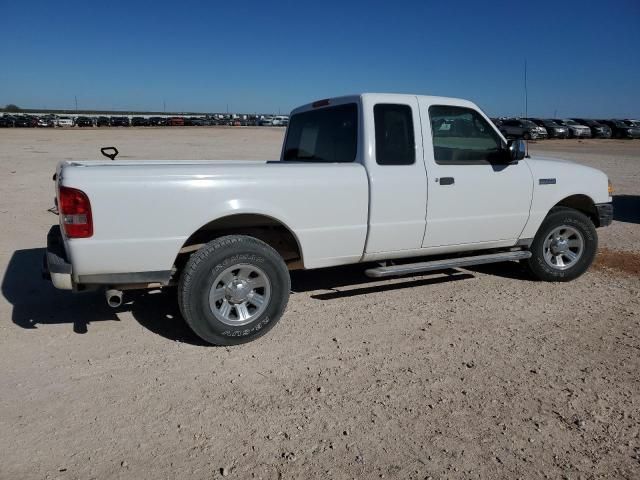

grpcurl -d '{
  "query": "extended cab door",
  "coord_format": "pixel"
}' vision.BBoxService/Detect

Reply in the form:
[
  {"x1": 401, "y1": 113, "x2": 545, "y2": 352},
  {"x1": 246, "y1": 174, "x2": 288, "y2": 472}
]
[
  {"x1": 362, "y1": 95, "x2": 428, "y2": 253},
  {"x1": 419, "y1": 102, "x2": 533, "y2": 248}
]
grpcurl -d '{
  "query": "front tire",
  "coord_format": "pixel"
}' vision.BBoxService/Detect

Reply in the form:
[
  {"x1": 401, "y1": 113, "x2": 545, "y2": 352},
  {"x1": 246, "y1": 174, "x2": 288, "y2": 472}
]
[
  {"x1": 178, "y1": 235, "x2": 290, "y2": 345},
  {"x1": 526, "y1": 208, "x2": 597, "y2": 282}
]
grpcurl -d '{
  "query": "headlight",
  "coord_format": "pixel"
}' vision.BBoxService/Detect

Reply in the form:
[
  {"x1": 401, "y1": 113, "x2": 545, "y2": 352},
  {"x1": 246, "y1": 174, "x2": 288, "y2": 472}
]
[{"x1": 608, "y1": 179, "x2": 614, "y2": 195}]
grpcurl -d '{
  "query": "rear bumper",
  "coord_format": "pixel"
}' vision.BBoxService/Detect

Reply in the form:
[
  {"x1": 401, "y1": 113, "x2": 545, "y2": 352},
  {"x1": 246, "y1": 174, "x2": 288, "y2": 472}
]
[
  {"x1": 549, "y1": 129, "x2": 568, "y2": 138},
  {"x1": 596, "y1": 202, "x2": 613, "y2": 227},
  {"x1": 43, "y1": 225, "x2": 73, "y2": 290},
  {"x1": 572, "y1": 130, "x2": 591, "y2": 138},
  {"x1": 593, "y1": 131, "x2": 612, "y2": 138}
]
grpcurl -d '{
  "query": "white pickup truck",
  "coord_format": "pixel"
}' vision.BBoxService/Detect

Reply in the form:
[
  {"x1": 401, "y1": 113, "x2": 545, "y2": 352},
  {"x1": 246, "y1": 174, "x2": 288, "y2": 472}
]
[{"x1": 44, "y1": 93, "x2": 613, "y2": 345}]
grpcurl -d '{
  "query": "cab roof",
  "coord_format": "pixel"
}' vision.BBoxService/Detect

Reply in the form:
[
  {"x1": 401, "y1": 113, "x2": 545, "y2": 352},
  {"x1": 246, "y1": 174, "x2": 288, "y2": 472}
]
[{"x1": 291, "y1": 93, "x2": 480, "y2": 116}]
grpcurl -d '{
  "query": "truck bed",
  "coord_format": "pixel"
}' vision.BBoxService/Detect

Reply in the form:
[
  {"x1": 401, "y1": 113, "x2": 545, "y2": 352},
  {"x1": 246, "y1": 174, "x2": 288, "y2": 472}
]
[{"x1": 56, "y1": 160, "x2": 370, "y2": 281}]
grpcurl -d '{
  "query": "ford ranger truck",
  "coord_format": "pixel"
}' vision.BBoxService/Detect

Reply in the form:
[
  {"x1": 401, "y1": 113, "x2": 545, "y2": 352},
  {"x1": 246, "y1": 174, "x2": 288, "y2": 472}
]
[{"x1": 43, "y1": 94, "x2": 613, "y2": 345}]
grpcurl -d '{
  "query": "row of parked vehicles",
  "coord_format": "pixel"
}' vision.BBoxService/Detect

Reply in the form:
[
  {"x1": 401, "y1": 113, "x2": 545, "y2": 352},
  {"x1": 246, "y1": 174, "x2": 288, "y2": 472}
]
[
  {"x1": 492, "y1": 117, "x2": 640, "y2": 140},
  {"x1": 0, "y1": 114, "x2": 289, "y2": 128}
]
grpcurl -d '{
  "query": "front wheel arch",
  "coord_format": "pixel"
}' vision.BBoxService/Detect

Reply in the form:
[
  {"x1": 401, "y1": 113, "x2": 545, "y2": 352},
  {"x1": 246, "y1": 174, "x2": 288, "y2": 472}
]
[{"x1": 552, "y1": 194, "x2": 599, "y2": 226}]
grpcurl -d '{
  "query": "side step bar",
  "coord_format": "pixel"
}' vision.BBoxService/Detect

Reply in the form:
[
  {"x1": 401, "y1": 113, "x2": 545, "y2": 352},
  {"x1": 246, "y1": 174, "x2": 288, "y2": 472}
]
[{"x1": 365, "y1": 250, "x2": 532, "y2": 278}]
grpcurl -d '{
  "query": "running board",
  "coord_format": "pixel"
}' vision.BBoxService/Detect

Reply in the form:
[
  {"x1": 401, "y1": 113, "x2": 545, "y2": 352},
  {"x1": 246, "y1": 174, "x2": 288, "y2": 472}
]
[{"x1": 365, "y1": 250, "x2": 532, "y2": 278}]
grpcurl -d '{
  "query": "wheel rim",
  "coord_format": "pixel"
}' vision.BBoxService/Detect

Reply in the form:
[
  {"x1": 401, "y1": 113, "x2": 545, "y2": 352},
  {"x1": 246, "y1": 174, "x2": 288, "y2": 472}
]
[
  {"x1": 542, "y1": 225, "x2": 584, "y2": 270},
  {"x1": 208, "y1": 263, "x2": 271, "y2": 326}
]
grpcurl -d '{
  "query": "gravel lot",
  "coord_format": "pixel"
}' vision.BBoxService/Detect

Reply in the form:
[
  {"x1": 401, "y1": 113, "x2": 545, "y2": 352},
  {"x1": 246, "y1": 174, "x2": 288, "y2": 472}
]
[{"x1": 1, "y1": 128, "x2": 638, "y2": 479}]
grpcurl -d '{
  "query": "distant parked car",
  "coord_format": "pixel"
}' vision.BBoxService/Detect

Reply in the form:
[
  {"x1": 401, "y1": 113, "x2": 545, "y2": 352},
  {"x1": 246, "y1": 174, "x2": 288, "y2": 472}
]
[
  {"x1": 110, "y1": 116, "x2": 130, "y2": 127},
  {"x1": 131, "y1": 117, "x2": 150, "y2": 126},
  {"x1": 499, "y1": 119, "x2": 544, "y2": 140},
  {"x1": 149, "y1": 116, "x2": 167, "y2": 126},
  {"x1": 571, "y1": 119, "x2": 611, "y2": 138},
  {"x1": 272, "y1": 115, "x2": 289, "y2": 126},
  {"x1": 57, "y1": 117, "x2": 74, "y2": 127},
  {"x1": 552, "y1": 119, "x2": 591, "y2": 138},
  {"x1": 259, "y1": 116, "x2": 274, "y2": 126},
  {"x1": 75, "y1": 116, "x2": 94, "y2": 127},
  {"x1": 167, "y1": 116, "x2": 185, "y2": 126},
  {"x1": 597, "y1": 119, "x2": 640, "y2": 139},
  {"x1": 96, "y1": 116, "x2": 110, "y2": 127},
  {"x1": 37, "y1": 116, "x2": 55, "y2": 128},
  {"x1": 186, "y1": 117, "x2": 206, "y2": 126},
  {"x1": 0, "y1": 115, "x2": 16, "y2": 127},
  {"x1": 623, "y1": 119, "x2": 640, "y2": 129},
  {"x1": 14, "y1": 115, "x2": 38, "y2": 127},
  {"x1": 527, "y1": 119, "x2": 568, "y2": 139}
]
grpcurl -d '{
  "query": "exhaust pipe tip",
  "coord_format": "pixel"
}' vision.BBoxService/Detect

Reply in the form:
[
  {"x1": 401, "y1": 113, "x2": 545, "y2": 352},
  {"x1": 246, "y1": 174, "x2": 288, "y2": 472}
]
[{"x1": 106, "y1": 289, "x2": 123, "y2": 308}]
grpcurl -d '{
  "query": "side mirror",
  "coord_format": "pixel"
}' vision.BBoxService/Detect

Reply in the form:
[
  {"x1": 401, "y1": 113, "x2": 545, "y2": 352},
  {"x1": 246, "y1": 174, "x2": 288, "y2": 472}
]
[{"x1": 508, "y1": 139, "x2": 526, "y2": 161}]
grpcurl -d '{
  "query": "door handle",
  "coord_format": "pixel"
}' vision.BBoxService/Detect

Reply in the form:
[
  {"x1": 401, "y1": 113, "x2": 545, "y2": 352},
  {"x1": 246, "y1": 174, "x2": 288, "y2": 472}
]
[{"x1": 439, "y1": 177, "x2": 455, "y2": 185}]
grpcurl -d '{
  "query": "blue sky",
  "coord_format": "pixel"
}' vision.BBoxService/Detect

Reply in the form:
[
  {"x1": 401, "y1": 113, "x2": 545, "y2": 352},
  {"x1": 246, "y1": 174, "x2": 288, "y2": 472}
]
[{"x1": 1, "y1": 0, "x2": 639, "y2": 116}]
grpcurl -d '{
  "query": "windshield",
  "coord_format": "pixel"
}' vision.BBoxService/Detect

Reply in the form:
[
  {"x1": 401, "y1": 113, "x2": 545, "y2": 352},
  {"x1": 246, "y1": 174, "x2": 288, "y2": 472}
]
[
  {"x1": 563, "y1": 120, "x2": 580, "y2": 126},
  {"x1": 542, "y1": 120, "x2": 560, "y2": 127},
  {"x1": 283, "y1": 103, "x2": 358, "y2": 162}
]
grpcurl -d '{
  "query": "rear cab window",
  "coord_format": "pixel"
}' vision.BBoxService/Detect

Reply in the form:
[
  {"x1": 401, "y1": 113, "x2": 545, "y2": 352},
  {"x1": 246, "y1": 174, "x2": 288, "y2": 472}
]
[
  {"x1": 282, "y1": 103, "x2": 358, "y2": 163},
  {"x1": 374, "y1": 104, "x2": 415, "y2": 165}
]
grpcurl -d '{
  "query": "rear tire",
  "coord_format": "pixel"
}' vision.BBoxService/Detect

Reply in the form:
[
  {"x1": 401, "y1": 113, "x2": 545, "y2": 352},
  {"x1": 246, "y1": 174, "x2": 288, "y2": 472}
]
[
  {"x1": 525, "y1": 208, "x2": 597, "y2": 282},
  {"x1": 178, "y1": 235, "x2": 290, "y2": 345}
]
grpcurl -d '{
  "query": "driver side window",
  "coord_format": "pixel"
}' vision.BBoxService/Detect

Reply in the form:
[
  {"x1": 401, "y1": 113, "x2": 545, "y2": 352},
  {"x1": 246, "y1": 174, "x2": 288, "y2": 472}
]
[{"x1": 429, "y1": 105, "x2": 504, "y2": 164}]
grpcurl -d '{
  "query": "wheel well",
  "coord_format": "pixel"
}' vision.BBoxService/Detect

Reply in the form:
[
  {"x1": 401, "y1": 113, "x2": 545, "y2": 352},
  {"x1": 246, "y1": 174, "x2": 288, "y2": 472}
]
[
  {"x1": 176, "y1": 214, "x2": 303, "y2": 271},
  {"x1": 553, "y1": 195, "x2": 599, "y2": 226}
]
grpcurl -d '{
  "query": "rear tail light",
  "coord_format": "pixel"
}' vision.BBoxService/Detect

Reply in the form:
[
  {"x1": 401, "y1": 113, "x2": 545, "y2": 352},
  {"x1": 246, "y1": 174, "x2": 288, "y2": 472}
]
[{"x1": 59, "y1": 186, "x2": 93, "y2": 238}]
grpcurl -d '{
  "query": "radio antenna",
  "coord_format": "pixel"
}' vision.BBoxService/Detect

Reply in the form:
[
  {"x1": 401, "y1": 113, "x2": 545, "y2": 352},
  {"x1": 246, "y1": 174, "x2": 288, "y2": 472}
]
[{"x1": 524, "y1": 59, "x2": 530, "y2": 158}]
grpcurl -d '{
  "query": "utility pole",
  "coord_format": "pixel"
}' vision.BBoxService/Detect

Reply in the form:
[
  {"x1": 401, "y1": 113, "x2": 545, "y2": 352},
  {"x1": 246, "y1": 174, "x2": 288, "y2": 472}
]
[
  {"x1": 163, "y1": 100, "x2": 166, "y2": 113},
  {"x1": 74, "y1": 95, "x2": 78, "y2": 113}
]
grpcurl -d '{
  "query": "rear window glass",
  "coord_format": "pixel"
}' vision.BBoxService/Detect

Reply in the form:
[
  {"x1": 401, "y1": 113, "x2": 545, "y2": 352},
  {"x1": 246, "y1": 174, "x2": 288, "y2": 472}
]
[{"x1": 282, "y1": 104, "x2": 358, "y2": 162}]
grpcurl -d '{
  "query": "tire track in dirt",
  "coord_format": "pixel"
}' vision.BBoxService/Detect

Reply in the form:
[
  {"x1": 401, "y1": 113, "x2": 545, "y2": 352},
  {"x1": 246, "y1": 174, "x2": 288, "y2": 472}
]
[{"x1": 594, "y1": 248, "x2": 640, "y2": 277}]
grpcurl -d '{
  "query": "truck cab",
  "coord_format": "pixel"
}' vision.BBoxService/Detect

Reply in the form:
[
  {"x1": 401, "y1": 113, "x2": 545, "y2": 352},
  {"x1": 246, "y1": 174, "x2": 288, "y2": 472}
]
[{"x1": 44, "y1": 93, "x2": 613, "y2": 346}]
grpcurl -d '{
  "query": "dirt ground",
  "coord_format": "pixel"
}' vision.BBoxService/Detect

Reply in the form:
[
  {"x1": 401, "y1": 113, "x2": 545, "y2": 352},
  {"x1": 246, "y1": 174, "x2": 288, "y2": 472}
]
[{"x1": 1, "y1": 128, "x2": 638, "y2": 479}]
